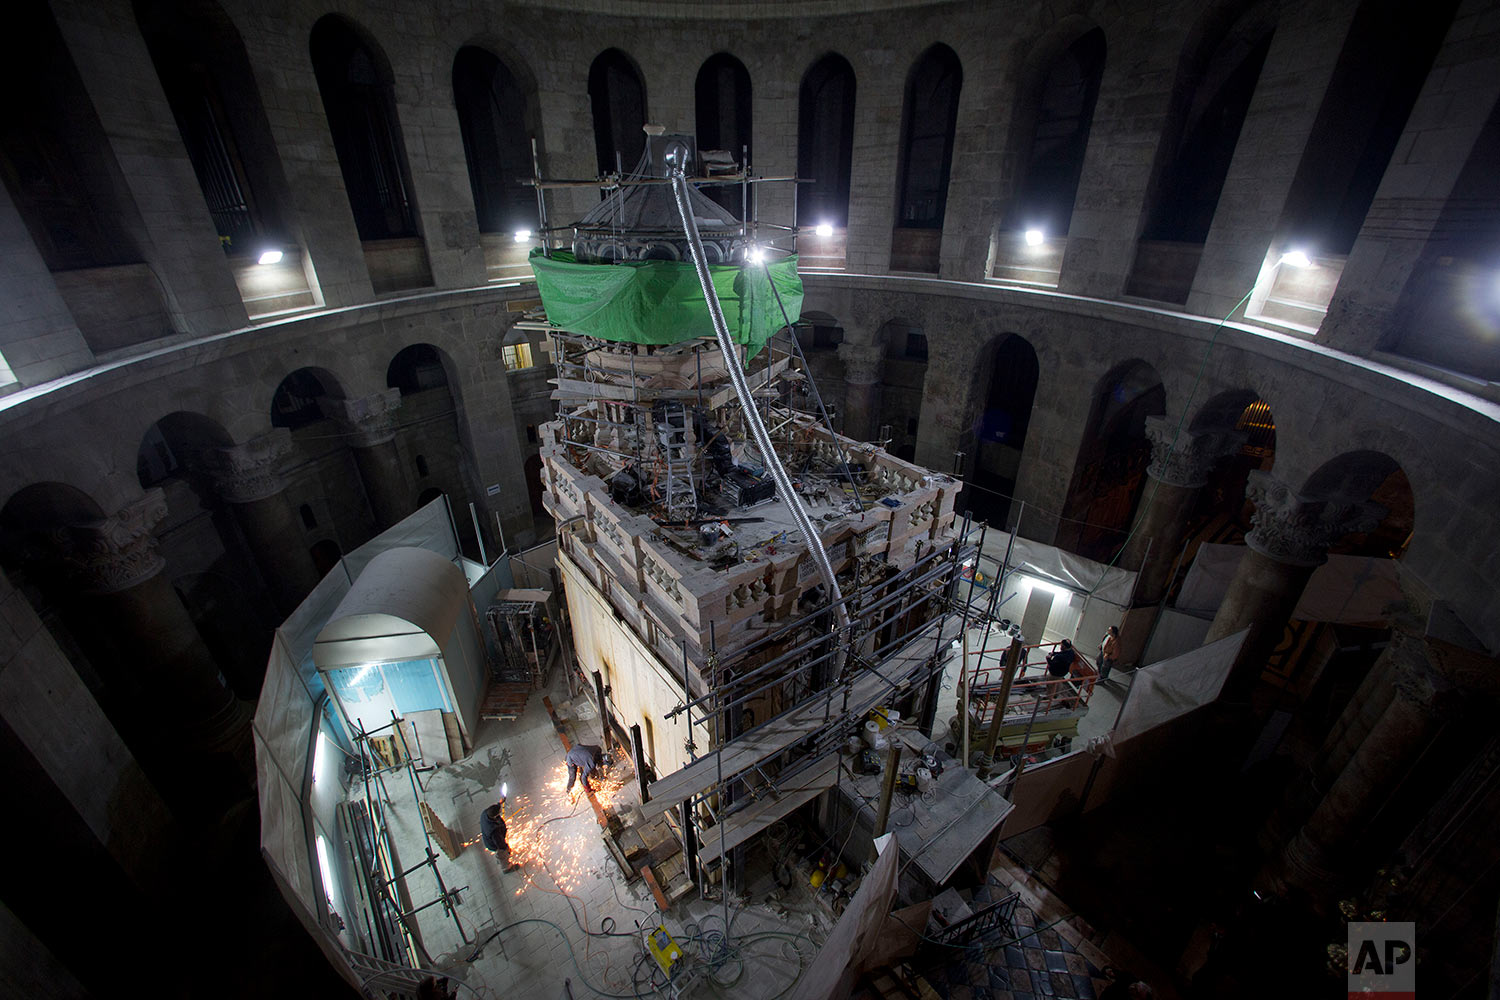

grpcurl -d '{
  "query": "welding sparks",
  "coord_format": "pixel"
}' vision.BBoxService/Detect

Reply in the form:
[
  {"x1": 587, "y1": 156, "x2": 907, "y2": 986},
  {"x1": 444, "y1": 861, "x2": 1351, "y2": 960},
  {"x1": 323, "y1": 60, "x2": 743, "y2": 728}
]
[{"x1": 485, "y1": 750, "x2": 633, "y2": 897}]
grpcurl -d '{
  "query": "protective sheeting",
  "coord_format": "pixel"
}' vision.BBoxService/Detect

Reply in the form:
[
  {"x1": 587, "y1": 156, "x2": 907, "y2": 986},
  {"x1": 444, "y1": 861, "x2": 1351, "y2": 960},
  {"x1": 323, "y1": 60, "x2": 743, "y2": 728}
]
[
  {"x1": 1177, "y1": 543, "x2": 1402, "y2": 623},
  {"x1": 1140, "y1": 608, "x2": 1213, "y2": 665},
  {"x1": 1113, "y1": 628, "x2": 1248, "y2": 743},
  {"x1": 528, "y1": 249, "x2": 801, "y2": 359},
  {"x1": 789, "y1": 837, "x2": 900, "y2": 1000},
  {"x1": 980, "y1": 529, "x2": 1137, "y2": 607},
  {"x1": 313, "y1": 548, "x2": 469, "y2": 670},
  {"x1": 253, "y1": 497, "x2": 487, "y2": 947},
  {"x1": 1000, "y1": 751, "x2": 1098, "y2": 837}
]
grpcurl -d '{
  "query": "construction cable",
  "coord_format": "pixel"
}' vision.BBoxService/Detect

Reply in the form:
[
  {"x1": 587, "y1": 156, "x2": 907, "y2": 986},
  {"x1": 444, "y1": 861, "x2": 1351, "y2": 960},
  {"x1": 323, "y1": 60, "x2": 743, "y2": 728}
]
[{"x1": 669, "y1": 166, "x2": 852, "y2": 674}]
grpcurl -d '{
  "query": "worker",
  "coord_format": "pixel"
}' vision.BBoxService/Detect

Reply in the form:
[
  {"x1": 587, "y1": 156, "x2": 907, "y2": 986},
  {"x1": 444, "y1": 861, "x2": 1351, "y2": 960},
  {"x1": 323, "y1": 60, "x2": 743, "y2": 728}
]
[
  {"x1": 479, "y1": 796, "x2": 521, "y2": 872},
  {"x1": 565, "y1": 743, "x2": 605, "y2": 794},
  {"x1": 1046, "y1": 639, "x2": 1077, "y2": 678},
  {"x1": 1098, "y1": 625, "x2": 1121, "y2": 682}
]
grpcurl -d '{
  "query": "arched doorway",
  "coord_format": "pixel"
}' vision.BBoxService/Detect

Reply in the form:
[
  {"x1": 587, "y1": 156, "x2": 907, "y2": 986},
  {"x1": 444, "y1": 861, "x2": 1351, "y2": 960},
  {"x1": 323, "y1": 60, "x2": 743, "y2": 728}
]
[{"x1": 966, "y1": 335, "x2": 1040, "y2": 526}]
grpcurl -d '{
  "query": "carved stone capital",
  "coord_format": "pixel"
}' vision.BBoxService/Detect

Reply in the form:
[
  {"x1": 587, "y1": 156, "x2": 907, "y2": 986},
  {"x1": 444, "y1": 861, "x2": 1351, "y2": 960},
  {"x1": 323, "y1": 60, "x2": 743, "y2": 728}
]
[
  {"x1": 1143, "y1": 416, "x2": 1246, "y2": 488},
  {"x1": 1388, "y1": 629, "x2": 1461, "y2": 717},
  {"x1": 55, "y1": 490, "x2": 168, "y2": 594},
  {"x1": 198, "y1": 429, "x2": 293, "y2": 504},
  {"x1": 837, "y1": 342, "x2": 884, "y2": 385},
  {"x1": 319, "y1": 388, "x2": 403, "y2": 447},
  {"x1": 1244, "y1": 471, "x2": 1386, "y2": 567}
]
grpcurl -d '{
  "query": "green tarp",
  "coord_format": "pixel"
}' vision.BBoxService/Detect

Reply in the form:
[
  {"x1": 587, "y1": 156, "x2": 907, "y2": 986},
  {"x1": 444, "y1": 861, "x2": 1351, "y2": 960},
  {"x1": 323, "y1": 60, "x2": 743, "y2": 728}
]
[{"x1": 528, "y1": 249, "x2": 802, "y2": 359}]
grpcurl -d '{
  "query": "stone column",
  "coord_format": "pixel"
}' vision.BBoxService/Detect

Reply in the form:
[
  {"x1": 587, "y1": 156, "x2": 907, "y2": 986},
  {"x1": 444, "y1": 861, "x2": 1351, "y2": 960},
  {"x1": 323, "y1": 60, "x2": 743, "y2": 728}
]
[
  {"x1": 1275, "y1": 633, "x2": 1453, "y2": 897},
  {"x1": 837, "y1": 343, "x2": 884, "y2": 443},
  {"x1": 199, "y1": 429, "x2": 320, "y2": 614},
  {"x1": 1206, "y1": 471, "x2": 1384, "y2": 701},
  {"x1": 321, "y1": 389, "x2": 410, "y2": 530},
  {"x1": 54, "y1": 491, "x2": 250, "y2": 762},
  {"x1": 1119, "y1": 417, "x2": 1246, "y2": 603}
]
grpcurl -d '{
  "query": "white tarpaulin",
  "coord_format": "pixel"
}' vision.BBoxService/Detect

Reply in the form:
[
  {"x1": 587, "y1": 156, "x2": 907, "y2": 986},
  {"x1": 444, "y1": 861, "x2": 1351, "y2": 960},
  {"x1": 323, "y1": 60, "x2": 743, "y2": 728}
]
[
  {"x1": 1177, "y1": 543, "x2": 1402, "y2": 623},
  {"x1": 979, "y1": 529, "x2": 1137, "y2": 607},
  {"x1": 789, "y1": 836, "x2": 900, "y2": 1000},
  {"x1": 1113, "y1": 628, "x2": 1248, "y2": 743}
]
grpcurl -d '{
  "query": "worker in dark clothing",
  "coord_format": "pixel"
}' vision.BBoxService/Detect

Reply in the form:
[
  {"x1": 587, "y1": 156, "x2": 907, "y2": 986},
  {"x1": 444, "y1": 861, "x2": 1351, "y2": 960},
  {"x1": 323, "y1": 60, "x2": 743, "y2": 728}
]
[
  {"x1": 479, "y1": 798, "x2": 520, "y2": 872},
  {"x1": 1046, "y1": 639, "x2": 1077, "y2": 678},
  {"x1": 565, "y1": 743, "x2": 605, "y2": 794}
]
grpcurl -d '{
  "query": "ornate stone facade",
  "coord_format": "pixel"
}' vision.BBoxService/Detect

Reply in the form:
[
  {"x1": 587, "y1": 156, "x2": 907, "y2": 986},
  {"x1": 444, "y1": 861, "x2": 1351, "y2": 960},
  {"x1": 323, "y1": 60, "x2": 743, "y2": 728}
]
[
  {"x1": 54, "y1": 490, "x2": 169, "y2": 594},
  {"x1": 199, "y1": 429, "x2": 293, "y2": 504},
  {"x1": 1243, "y1": 471, "x2": 1386, "y2": 567},
  {"x1": 320, "y1": 388, "x2": 403, "y2": 448},
  {"x1": 1143, "y1": 416, "x2": 1245, "y2": 489}
]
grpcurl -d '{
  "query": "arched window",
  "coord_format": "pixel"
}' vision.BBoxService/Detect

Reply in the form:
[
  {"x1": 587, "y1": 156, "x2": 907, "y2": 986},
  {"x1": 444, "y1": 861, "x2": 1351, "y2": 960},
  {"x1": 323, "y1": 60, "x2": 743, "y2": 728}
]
[
  {"x1": 798, "y1": 54, "x2": 856, "y2": 228},
  {"x1": 0, "y1": 2, "x2": 140, "y2": 272},
  {"x1": 695, "y1": 53, "x2": 752, "y2": 215},
  {"x1": 135, "y1": 0, "x2": 286, "y2": 255},
  {"x1": 1278, "y1": 0, "x2": 1460, "y2": 256},
  {"x1": 1006, "y1": 29, "x2": 1105, "y2": 238},
  {"x1": 896, "y1": 45, "x2": 962, "y2": 229},
  {"x1": 310, "y1": 16, "x2": 417, "y2": 240},
  {"x1": 453, "y1": 47, "x2": 534, "y2": 235},
  {"x1": 588, "y1": 49, "x2": 646, "y2": 177}
]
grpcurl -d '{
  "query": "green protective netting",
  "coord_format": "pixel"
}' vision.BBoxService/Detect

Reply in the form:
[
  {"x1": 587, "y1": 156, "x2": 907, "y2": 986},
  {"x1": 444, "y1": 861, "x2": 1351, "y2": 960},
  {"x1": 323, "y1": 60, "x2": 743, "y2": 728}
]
[{"x1": 529, "y1": 249, "x2": 802, "y2": 359}]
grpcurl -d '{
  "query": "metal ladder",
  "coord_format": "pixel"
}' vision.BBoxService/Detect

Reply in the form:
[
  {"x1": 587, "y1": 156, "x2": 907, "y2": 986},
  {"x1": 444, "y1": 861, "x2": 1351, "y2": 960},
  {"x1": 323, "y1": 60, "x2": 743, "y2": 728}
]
[{"x1": 656, "y1": 400, "x2": 697, "y2": 519}]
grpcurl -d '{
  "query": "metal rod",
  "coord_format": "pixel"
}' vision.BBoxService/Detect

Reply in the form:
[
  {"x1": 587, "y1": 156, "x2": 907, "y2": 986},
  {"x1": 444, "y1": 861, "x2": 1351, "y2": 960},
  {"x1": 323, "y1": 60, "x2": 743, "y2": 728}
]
[
  {"x1": 469, "y1": 502, "x2": 488, "y2": 565},
  {"x1": 592, "y1": 670, "x2": 614, "y2": 751}
]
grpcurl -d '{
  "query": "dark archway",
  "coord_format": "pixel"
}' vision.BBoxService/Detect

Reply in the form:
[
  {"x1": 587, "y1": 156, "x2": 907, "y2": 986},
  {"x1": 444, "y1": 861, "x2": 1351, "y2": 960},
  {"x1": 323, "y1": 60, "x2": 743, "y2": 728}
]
[
  {"x1": 309, "y1": 15, "x2": 418, "y2": 241},
  {"x1": 387, "y1": 344, "x2": 449, "y2": 395},
  {"x1": 452, "y1": 46, "x2": 535, "y2": 235},
  {"x1": 1058, "y1": 360, "x2": 1166, "y2": 559},
  {"x1": 797, "y1": 53, "x2": 856, "y2": 229},
  {"x1": 588, "y1": 49, "x2": 646, "y2": 178},
  {"x1": 309, "y1": 538, "x2": 342, "y2": 578},
  {"x1": 966, "y1": 336, "x2": 1040, "y2": 526},
  {"x1": 892, "y1": 44, "x2": 962, "y2": 271},
  {"x1": 270, "y1": 366, "x2": 342, "y2": 431},
  {"x1": 877, "y1": 319, "x2": 928, "y2": 458},
  {"x1": 524, "y1": 454, "x2": 545, "y2": 515},
  {"x1": 1127, "y1": 7, "x2": 1276, "y2": 302},
  {"x1": 695, "y1": 53, "x2": 752, "y2": 215},
  {"x1": 1004, "y1": 28, "x2": 1105, "y2": 238},
  {"x1": 134, "y1": 0, "x2": 290, "y2": 255},
  {"x1": 1304, "y1": 451, "x2": 1414, "y2": 560}
]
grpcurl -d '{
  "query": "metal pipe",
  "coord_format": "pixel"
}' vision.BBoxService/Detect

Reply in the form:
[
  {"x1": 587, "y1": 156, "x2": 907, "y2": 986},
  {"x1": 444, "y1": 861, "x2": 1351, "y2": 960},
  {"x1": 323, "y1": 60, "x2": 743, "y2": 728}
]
[
  {"x1": 668, "y1": 166, "x2": 850, "y2": 654},
  {"x1": 469, "y1": 502, "x2": 489, "y2": 565}
]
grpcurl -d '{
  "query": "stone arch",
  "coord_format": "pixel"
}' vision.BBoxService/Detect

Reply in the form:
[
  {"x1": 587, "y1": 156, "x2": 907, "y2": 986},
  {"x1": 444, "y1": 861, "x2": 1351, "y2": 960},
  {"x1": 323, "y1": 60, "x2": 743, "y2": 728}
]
[
  {"x1": 136, "y1": 411, "x2": 234, "y2": 491},
  {"x1": 1058, "y1": 359, "x2": 1166, "y2": 559},
  {"x1": 452, "y1": 45, "x2": 540, "y2": 235},
  {"x1": 309, "y1": 13, "x2": 420, "y2": 242},
  {"x1": 1185, "y1": 388, "x2": 1277, "y2": 532},
  {"x1": 133, "y1": 0, "x2": 294, "y2": 254},
  {"x1": 589, "y1": 48, "x2": 647, "y2": 177},
  {"x1": 874, "y1": 318, "x2": 927, "y2": 456},
  {"x1": 797, "y1": 52, "x2": 856, "y2": 228},
  {"x1": 1302, "y1": 451, "x2": 1414, "y2": 559},
  {"x1": 270, "y1": 366, "x2": 344, "y2": 431},
  {"x1": 1126, "y1": 0, "x2": 1278, "y2": 303},
  {"x1": 964, "y1": 334, "x2": 1040, "y2": 526},
  {"x1": 695, "y1": 52, "x2": 752, "y2": 215},
  {"x1": 790, "y1": 311, "x2": 847, "y2": 429}
]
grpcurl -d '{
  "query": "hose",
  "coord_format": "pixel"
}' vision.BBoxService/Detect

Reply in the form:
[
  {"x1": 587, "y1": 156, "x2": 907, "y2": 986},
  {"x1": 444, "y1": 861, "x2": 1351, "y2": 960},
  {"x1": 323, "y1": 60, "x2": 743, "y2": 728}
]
[{"x1": 668, "y1": 165, "x2": 852, "y2": 664}]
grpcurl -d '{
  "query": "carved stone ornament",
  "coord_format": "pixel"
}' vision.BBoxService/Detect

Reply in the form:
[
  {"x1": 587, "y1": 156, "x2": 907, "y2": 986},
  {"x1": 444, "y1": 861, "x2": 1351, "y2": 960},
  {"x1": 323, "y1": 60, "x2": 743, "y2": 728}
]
[
  {"x1": 837, "y1": 342, "x2": 885, "y2": 385},
  {"x1": 199, "y1": 429, "x2": 293, "y2": 504},
  {"x1": 54, "y1": 489, "x2": 169, "y2": 594},
  {"x1": 319, "y1": 388, "x2": 403, "y2": 447},
  {"x1": 1244, "y1": 471, "x2": 1386, "y2": 567},
  {"x1": 1387, "y1": 628, "x2": 1461, "y2": 718},
  {"x1": 1144, "y1": 416, "x2": 1246, "y2": 489}
]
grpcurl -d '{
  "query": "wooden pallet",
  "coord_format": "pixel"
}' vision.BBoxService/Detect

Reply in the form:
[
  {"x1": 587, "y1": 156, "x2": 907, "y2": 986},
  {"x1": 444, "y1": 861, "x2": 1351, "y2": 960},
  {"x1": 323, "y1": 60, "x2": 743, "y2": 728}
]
[{"x1": 479, "y1": 680, "x2": 532, "y2": 721}]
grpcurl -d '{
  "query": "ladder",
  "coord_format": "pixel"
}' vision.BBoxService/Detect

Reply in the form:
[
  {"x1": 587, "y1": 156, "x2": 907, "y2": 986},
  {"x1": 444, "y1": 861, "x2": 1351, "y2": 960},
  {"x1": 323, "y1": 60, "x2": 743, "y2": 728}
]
[{"x1": 655, "y1": 400, "x2": 697, "y2": 519}]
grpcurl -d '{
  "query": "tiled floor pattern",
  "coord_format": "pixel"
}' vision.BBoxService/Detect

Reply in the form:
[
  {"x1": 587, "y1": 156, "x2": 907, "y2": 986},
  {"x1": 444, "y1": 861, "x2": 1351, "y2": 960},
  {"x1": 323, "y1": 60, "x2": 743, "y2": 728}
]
[{"x1": 917, "y1": 875, "x2": 1109, "y2": 1000}]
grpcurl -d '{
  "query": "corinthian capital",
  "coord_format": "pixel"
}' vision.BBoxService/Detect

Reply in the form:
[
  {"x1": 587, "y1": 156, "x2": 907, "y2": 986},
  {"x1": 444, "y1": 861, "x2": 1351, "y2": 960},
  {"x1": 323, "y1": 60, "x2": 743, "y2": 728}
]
[
  {"x1": 54, "y1": 490, "x2": 169, "y2": 594},
  {"x1": 1244, "y1": 471, "x2": 1386, "y2": 567},
  {"x1": 1144, "y1": 416, "x2": 1246, "y2": 489},
  {"x1": 837, "y1": 342, "x2": 884, "y2": 385},
  {"x1": 198, "y1": 429, "x2": 292, "y2": 504},
  {"x1": 319, "y1": 388, "x2": 403, "y2": 447}
]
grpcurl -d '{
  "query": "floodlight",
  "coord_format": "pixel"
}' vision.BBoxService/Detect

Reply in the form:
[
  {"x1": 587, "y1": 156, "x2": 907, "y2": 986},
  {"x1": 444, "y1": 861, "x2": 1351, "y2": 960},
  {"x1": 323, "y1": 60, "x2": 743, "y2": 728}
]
[
  {"x1": 814, "y1": 223, "x2": 834, "y2": 238},
  {"x1": 1279, "y1": 249, "x2": 1313, "y2": 268},
  {"x1": 514, "y1": 230, "x2": 532, "y2": 243},
  {"x1": 257, "y1": 249, "x2": 283, "y2": 265},
  {"x1": 1024, "y1": 229, "x2": 1045, "y2": 247}
]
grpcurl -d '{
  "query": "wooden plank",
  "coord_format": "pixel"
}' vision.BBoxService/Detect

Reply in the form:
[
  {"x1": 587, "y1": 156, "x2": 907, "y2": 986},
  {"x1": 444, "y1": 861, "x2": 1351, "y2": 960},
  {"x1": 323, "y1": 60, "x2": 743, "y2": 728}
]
[
  {"x1": 420, "y1": 802, "x2": 460, "y2": 860},
  {"x1": 696, "y1": 755, "x2": 840, "y2": 863},
  {"x1": 641, "y1": 865, "x2": 672, "y2": 912}
]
